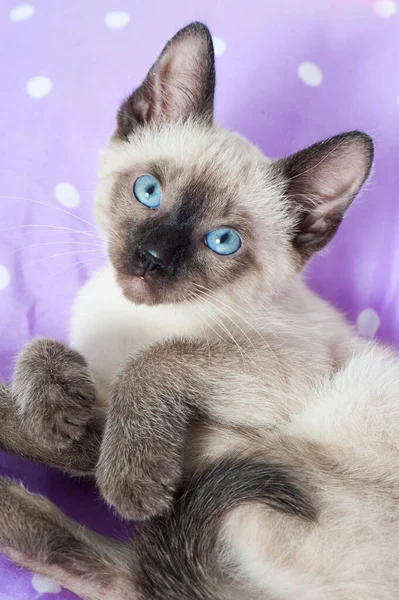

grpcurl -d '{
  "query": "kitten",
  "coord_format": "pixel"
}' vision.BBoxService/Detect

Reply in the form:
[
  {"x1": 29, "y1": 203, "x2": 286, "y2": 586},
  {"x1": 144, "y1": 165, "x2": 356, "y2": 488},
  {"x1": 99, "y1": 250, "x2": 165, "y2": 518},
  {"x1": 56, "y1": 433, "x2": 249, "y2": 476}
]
[{"x1": 1, "y1": 20, "x2": 397, "y2": 600}]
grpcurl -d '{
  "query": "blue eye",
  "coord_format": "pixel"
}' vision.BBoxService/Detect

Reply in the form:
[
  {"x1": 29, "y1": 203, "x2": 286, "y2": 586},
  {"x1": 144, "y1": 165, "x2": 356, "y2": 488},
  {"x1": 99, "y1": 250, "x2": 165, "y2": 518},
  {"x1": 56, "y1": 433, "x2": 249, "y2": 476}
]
[
  {"x1": 133, "y1": 174, "x2": 161, "y2": 209},
  {"x1": 204, "y1": 228, "x2": 242, "y2": 256}
]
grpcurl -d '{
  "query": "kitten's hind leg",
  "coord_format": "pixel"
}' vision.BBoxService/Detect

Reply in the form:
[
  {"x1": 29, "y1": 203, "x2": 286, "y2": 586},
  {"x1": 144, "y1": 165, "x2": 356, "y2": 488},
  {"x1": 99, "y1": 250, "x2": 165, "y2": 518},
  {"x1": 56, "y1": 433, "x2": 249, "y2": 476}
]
[
  {"x1": 0, "y1": 476, "x2": 136, "y2": 600},
  {"x1": 0, "y1": 382, "x2": 101, "y2": 475}
]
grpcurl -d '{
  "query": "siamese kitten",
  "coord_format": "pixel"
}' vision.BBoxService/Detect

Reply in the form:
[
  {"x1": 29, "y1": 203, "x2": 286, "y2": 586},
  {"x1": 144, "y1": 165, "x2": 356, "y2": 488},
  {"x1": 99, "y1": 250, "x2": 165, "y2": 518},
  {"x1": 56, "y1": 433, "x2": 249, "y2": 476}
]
[{"x1": 1, "y1": 21, "x2": 398, "y2": 600}]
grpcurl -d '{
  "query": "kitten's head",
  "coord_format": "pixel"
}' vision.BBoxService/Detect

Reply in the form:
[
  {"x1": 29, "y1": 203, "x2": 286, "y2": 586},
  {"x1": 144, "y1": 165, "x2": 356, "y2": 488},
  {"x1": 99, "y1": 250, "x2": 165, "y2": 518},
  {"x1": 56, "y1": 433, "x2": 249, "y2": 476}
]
[{"x1": 95, "y1": 22, "x2": 373, "y2": 306}]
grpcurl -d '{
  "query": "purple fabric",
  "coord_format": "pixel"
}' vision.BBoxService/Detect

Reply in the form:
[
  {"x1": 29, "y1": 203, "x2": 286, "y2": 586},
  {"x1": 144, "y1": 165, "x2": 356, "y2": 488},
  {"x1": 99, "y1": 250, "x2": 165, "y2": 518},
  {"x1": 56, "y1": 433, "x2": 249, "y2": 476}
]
[{"x1": 1, "y1": 0, "x2": 399, "y2": 596}]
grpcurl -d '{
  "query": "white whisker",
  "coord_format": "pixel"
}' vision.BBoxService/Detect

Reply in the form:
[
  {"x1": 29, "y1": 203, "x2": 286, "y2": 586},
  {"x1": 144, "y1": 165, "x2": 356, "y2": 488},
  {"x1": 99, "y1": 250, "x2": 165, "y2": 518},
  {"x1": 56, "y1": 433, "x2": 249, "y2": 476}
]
[
  {"x1": 193, "y1": 282, "x2": 284, "y2": 356},
  {"x1": 0, "y1": 223, "x2": 105, "y2": 242},
  {"x1": 188, "y1": 293, "x2": 213, "y2": 366},
  {"x1": 195, "y1": 291, "x2": 261, "y2": 361},
  {"x1": 14, "y1": 248, "x2": 102, "y2": 275},
  {"x1": 0, "y1": 195, "x2": 98, "y2": 233},
  {"x1": 6, "y1": 240, "x2": 103, "y2": 257},
  {"x1": 194, "y1": 298, "x2": 254, "y2": 368}
]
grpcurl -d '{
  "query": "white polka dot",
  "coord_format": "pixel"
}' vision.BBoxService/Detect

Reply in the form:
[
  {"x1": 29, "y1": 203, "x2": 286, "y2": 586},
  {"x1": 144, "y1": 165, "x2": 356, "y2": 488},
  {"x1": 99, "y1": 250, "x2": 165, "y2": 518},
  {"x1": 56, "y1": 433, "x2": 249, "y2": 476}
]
[
  {"x1": 356, "y1": 308, "x2": 380, "y2": 338},
  {"x1": 54, "y1": 182, "x2": 80, "y2": 208},
  {"x1": 104, "y1": 11, "x2": 130, "y2": 29},
  {"x1": 298, "y1": 62, "x2": 323, "y2": 87},
  {"x1": 32, "y1": 575, "x2": 61, "y2": 594},
  {"x1": 9, "y1": 3, "x2": 35, "y2": 21},
  {"x1": 212, "y1": 36, "x2": 226, "y2": 57},
  {"x1": 373, "y1": 0, "x2": 397, "y2": 18},
  {"x1": 0, "y1": 266, "x2": 10, "y2": 291},
  {"x1": 396, "y1": 94, "x2": 399, "y2": 106},
  {"x1": 26, "y1": 76, "x2": 52, "y2": 99}
]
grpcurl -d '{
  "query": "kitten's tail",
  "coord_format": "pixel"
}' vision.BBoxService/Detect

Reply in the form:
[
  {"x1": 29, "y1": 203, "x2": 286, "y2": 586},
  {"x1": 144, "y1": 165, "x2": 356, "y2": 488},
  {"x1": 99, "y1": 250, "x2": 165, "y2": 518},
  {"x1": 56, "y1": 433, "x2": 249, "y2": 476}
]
[{"x1": 136, "y1": 458, "x2": 315, "y2": 599}]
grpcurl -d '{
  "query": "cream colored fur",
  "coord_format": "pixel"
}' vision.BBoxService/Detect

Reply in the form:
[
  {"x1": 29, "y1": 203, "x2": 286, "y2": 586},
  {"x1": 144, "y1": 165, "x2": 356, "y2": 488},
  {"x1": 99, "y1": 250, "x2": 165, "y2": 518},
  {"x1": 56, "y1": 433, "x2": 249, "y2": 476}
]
[{"x1": 66, "y1": 119, "x2": 399, "y2": 598}]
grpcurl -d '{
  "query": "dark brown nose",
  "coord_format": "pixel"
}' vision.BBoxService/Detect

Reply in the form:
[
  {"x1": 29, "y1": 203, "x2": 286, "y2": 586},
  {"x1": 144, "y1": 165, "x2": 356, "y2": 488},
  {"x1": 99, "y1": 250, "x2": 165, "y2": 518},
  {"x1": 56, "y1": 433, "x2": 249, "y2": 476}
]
[{"x1": 139, "y1": 247, "x2": 171, "y2": 273}]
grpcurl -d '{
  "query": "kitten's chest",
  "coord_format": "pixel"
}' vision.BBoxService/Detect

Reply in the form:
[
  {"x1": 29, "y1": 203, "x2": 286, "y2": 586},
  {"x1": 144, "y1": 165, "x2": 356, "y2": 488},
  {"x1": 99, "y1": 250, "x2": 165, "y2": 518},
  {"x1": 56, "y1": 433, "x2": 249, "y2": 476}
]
[{"x1": 69, "y1": 265, "x2": 202, "y2": 404}]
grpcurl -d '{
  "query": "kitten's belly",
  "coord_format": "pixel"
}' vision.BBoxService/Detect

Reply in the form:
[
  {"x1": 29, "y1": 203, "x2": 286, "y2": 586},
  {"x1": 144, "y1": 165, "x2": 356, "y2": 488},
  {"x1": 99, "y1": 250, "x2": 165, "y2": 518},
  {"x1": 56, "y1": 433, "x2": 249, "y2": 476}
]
[{"x1": 69, "y1": 265, "x2": 202, "y2": 405}]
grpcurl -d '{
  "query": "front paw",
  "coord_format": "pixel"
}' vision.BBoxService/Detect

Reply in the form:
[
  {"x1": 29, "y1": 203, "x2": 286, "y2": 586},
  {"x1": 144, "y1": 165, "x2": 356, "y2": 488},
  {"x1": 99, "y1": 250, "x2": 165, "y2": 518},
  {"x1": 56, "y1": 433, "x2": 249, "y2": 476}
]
[
  {"x1": 96, "y1": 445, "x2": 183, "y2": 521},
  {"x1": 12, "y1": 338, "x2": 96, "y2": 449}
]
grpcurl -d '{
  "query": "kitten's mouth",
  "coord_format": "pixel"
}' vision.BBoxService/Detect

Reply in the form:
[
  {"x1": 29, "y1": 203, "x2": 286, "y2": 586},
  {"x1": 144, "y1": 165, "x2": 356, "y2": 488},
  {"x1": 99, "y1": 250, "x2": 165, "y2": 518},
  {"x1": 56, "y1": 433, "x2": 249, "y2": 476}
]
[
  {"x1": 126, "y1": 272, "x2": 163, "y2": 305},
  {"x1": 131, "y1": 274, "x2": 148, "y2": 295},
  {"x1": 115, "y1": 269, "x2": 187, "y2": 307}
]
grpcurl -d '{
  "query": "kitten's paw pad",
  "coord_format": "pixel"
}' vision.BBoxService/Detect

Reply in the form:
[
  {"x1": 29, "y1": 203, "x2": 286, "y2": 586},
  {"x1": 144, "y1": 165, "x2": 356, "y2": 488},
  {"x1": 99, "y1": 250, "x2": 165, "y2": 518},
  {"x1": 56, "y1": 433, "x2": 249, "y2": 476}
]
[{"x1": 12, "y1": 338, "x2": 96, "y2": 448}]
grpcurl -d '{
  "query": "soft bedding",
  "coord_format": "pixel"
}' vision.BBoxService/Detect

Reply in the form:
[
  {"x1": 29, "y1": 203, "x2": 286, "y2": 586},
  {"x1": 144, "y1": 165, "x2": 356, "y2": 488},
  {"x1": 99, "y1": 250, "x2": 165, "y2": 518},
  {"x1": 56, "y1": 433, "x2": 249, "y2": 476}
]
[{"x1": 1, "y1": 0, "x2": 399, "y2": 597}]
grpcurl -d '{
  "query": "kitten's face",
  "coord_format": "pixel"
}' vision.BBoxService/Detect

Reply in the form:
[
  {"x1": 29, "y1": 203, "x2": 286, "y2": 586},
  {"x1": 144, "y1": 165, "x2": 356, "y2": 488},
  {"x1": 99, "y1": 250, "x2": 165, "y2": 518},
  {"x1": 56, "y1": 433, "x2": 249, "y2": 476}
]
[
  {"x1": 94, "y1": 23, "x2": 373, "y2": 307},
  {"x1": 96, "y1": 123, "x2": 294, "y2": 306}
]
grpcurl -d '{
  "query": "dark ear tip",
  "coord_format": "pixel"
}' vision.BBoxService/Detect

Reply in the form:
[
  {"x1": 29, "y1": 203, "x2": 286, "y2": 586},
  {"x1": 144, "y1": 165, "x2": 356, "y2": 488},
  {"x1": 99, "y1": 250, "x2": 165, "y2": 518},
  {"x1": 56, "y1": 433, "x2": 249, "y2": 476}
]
[
  {"x1": 171, "y1": 22, "x2": 213, "y2": 48},
  {"x1": 327, "y1": 130, "x2": 374, "y2": 180},
  {"x1": 180, "y1": 21, "x2": 212, "y2": 37},
  {"x1": 345, "y1": 130, "x2": 374, "y2": 162},
  {"x1": 349, "y1": 131, "x2": 375, "y2": 180}
]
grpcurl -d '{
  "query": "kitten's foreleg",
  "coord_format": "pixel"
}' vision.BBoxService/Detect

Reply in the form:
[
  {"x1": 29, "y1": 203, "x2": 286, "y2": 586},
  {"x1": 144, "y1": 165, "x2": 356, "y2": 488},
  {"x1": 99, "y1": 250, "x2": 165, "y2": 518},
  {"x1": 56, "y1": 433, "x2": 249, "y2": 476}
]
[
  {"x1": 96, "y1": 340, "x2": 194, "y2": 520},
  {"x1": 96, "y1": 338, "x2": 269, "y2": 520}
]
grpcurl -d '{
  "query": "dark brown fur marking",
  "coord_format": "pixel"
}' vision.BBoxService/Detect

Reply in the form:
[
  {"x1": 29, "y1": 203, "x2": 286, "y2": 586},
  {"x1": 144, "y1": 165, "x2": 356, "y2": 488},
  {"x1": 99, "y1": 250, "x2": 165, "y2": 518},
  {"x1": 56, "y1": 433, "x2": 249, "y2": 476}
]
[{"x1": 136, "y1": 458, "x2": 316, "y2": 600}]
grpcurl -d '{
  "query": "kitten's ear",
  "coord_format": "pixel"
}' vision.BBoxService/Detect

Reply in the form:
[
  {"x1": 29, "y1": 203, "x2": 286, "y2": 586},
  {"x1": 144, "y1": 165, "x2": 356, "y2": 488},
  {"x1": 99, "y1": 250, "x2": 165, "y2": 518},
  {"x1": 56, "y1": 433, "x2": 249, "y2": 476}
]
[
  {"x1": 116, "y1": 22, "x2": 215, "y2": 140},
  {"x1": 275, "y1": 131, "x2": 374, "y2": 261}
]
